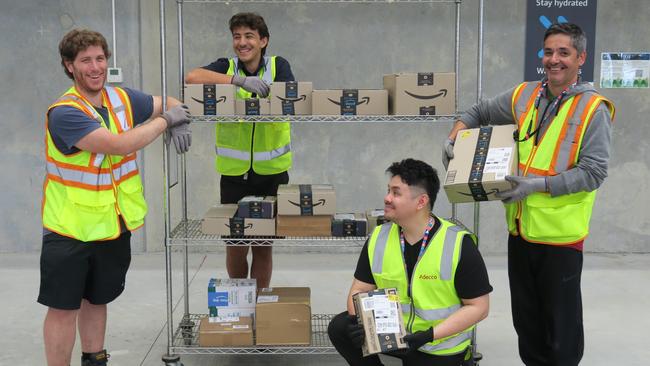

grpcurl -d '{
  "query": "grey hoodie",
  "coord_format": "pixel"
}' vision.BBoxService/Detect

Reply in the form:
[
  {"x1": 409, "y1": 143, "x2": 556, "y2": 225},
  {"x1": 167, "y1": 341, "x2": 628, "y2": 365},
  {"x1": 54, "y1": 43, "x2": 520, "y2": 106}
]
[{"x1": 458, "y1": 81, "x2": 613, "y2": 197}]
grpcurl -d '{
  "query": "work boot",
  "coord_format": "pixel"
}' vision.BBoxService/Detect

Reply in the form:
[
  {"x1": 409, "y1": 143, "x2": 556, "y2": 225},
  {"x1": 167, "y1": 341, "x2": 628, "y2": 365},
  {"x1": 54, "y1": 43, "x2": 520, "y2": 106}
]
[{"x1": 81, "y1": 350, "x2": 110, "y2": 366}]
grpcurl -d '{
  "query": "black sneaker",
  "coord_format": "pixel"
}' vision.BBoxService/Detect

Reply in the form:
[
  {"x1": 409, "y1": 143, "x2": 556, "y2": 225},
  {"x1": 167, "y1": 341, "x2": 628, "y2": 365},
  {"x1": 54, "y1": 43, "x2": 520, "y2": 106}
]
[{"x1": 81, "y1": 350, "x2": 110, "y2": 366}]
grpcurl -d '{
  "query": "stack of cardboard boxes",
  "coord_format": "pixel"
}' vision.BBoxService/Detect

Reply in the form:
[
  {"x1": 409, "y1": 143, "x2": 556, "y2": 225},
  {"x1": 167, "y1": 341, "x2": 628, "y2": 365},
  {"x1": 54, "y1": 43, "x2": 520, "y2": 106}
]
[
  {"x1": 276, "y1": 184, "x2": 336, "y2": 237},
  {"x1": 184, "y1": 71, "x2": 456, "y2": 117},
  {"x1": 331, "y1": 213, "x2": 368, "y2": 237},
  {"x1": 201, "y1": 198, "x2": 276, "y2": 237}
]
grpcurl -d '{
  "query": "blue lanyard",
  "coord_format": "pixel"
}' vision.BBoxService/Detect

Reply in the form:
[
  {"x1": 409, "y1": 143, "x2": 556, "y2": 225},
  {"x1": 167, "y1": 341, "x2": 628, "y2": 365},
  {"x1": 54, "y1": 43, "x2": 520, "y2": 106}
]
[{"x1": 399, "y1": 216, "x2": 435, "y2": 275}]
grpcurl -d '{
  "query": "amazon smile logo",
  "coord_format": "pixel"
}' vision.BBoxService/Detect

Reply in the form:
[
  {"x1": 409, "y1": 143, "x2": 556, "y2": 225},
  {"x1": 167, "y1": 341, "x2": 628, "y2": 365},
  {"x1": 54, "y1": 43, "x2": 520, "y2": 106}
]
[
  {"x1": 458, "y1": 188, "x2": 500, "y2": 197},
  {"x1": 288, "y1": 199, "x2": 326, "y2": 208},
  {"x1": 403, "y1": 89, "x2": 448, "y2": 100},
  {"x1": 276, "y1": 95, "x2": 307, "y2": 102},
  {"x1": 191, "y1": 96, "x2": 227, "y2": 104},
  {"x1": 327, "y1": 96, "x2": 370, "y2": 106}
]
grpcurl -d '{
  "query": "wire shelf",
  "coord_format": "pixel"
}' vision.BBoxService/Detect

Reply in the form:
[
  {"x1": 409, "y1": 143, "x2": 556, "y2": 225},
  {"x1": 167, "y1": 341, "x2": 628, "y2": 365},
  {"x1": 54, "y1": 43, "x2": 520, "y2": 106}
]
[
  {"x1": 191, "y1": 114, "x2": 459, "y2": 123},
  {"x1": 169, "y1": 219, "x2": 367, "y2": 246},
  {"x1": 183, "y1": 0, "x2": 459, "y2": 4},
  {"x1": 171, "y1": 313, "x2": 338, "y2": 355}
]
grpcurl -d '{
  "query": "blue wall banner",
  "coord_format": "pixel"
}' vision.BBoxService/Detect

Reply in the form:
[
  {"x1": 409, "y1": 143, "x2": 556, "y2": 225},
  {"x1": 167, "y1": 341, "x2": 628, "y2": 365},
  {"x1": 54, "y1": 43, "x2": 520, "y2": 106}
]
[{"x1": 524, "y1": 0, "x2": 598, "y2": 82}]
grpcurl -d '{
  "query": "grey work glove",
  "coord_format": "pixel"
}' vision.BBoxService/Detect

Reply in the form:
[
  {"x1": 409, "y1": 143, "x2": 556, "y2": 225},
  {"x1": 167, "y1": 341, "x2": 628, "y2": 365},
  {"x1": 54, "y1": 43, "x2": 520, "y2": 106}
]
[
  {"x1": 162, "y1": 104, "x2": 191, "y2": 129},
  {"x1": 495, "y1": 175, "x2": 547, "y2": 204},
  {"x1": 403, "y1": 327, "x2": 434, "y2": 352},
  {"x1": 442, "y1": 138, "x2": 455, "y2": 170},
  {"x1": 231, "y1": 74, "x2": 270, "y2": 98},
  {"x1": 168, "y1": 123, "x2": 192, "y2": 154}
]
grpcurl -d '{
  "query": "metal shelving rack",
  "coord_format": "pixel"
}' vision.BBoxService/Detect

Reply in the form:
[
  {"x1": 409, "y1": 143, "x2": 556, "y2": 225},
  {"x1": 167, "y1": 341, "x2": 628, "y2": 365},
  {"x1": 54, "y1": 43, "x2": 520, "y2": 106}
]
[{"x1": 158, "y1": 0, "x2": 485, "y2": 364}]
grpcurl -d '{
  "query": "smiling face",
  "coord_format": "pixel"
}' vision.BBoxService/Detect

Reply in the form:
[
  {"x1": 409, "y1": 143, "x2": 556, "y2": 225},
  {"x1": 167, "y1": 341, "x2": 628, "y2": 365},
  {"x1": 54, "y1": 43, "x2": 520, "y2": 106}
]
[
  {"x1": 232, "y1": 26, "x2": 268, "y2": 67},
  {"x1": 65, "y1": 45, "x2": 107, "y2": 98},
  {"x1": 542, "y1": 33, "x2": 585, "y2": 94},
  {"x1": 383, "y1": 175, "x2": 428, "y2": 223}
]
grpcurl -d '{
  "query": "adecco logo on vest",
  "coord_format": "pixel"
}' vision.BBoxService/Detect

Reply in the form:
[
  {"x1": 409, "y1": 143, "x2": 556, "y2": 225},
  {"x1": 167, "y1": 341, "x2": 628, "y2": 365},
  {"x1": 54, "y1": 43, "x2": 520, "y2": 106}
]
[{"x1": 419, "y1": 273, "x2": 440, "y2": 280}]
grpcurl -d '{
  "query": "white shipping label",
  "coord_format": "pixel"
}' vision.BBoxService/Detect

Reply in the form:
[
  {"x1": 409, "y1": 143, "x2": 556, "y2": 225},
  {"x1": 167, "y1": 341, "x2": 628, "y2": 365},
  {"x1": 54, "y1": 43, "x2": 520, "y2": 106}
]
[
  {"x1": 370, "y1": 209, "x2": 385, "y2": 217},
  {"x1": 370, "y1": 295, "x2": 400, "y2": 334},
  {"x1": 335, "y1": 213, "x2": 356, "y2": 220},
  {"x1": 232, "y1": 325, "x2": 250, "y2": 329},
  {"x1": 257, "y1": 295, "x2": 279, "y2": 303},
  {"x1": 483, "y1": 147, "x2": 513, "y2": 180},
  {"x1": 209, "y1": 316, "x2": 240, "y2": 323}
]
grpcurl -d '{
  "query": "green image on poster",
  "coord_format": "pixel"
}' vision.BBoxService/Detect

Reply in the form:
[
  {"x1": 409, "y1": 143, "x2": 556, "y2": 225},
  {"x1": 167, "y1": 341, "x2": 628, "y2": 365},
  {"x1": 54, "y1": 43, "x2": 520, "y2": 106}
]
[{"x1": 600, "y1": 53, "x2": 650, "y2": 88}]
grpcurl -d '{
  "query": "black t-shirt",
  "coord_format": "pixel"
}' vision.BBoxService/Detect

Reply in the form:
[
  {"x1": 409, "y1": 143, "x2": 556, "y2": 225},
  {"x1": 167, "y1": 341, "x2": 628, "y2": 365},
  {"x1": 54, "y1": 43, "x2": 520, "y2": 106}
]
[
  {"x1": 202, "y1": 56, "x2": 295, "y2": 82},
  {"x1": 354, "y1": 217, "x2": 493, "y2": 299}
]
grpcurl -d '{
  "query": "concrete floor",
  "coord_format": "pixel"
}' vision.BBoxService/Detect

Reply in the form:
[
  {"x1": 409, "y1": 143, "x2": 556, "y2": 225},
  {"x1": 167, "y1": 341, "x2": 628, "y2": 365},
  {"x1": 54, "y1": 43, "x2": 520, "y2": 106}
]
[{"x1": 2, "y1": 250, "x2": 649, "y2": 366}]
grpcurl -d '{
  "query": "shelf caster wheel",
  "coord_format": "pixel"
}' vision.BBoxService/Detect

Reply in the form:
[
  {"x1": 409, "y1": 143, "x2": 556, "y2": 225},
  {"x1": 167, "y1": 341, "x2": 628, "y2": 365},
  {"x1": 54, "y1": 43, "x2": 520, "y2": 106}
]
[{"x1": 162, "y1": 354, "x2": 183, "y2": 366}]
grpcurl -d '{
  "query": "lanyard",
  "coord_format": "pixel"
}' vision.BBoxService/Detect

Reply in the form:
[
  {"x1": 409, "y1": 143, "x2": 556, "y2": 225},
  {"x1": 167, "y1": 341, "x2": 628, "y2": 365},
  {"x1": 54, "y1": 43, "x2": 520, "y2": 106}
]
[
  {"x1": 399, "y1": 216, "x2": 435, "y2": 276},
  {"x1": 515, "y1": 79, "x2": 577, "y2": 144}
]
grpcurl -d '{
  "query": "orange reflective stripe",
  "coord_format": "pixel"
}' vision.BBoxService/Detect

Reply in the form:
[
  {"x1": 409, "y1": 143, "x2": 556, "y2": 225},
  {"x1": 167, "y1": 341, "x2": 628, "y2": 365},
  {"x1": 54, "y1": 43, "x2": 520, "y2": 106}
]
[
  {"x1": 511, "y1": 82, "x2": 528, "y2": 120},
  {"x1": 548, "y1": 94, "x2": 583, "y2": 174},
  {"x1": 517, "y1": 84, "x2": 542, "y2": 128},
  {"x1": 114, "y1": 169, "x2": 140, "y2": 184},
  {"x1": 567, "y1": 95, "x2": 602, "y2": 165},
  {"x1": 102, "y1": 89, "x2": 124, "y2": 133},
  {"x1": 46, "y1": 155, "x2": 111, "y2": 173},
  {"x1": 115, "y1": 87, "x2": 135, "y2": 128}
]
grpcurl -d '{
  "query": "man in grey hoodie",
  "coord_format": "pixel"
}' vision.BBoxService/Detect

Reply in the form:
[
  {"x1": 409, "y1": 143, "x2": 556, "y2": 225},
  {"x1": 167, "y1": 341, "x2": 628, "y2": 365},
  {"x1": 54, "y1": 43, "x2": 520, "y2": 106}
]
[{"x1": 443, "y1": 23, "x2": 614, "y2": 366}]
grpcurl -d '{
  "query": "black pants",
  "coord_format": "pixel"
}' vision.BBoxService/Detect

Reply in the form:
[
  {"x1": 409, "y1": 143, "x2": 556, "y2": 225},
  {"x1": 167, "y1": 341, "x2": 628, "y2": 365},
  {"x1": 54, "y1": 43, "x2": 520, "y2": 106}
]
[
  {"x1": 220, "y1": 170, "x2": 289, "y2": 204},
  {"x1": 328, "y1": 311, "x2": 466, "y2": 366},
  {"x1": 508, "y1": 234, "x2": 584, "y2": 366}
]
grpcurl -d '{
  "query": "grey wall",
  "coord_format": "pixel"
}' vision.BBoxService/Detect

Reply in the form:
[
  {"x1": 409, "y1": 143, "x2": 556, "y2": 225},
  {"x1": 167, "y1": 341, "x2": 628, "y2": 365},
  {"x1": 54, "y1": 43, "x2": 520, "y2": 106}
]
[{"x1": 2, "y1": 0, "x2": 648, "y2": 253}]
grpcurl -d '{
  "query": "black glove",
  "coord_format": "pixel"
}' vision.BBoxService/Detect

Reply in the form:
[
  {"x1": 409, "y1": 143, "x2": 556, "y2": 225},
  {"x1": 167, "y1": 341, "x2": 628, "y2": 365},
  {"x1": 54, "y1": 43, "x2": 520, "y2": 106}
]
[
  {"x1": 346, "y1": 314, "x2": 365, "y2": 348},
  {"x1": 403, "y1": 327, "x2": 434, "y2": 352}
]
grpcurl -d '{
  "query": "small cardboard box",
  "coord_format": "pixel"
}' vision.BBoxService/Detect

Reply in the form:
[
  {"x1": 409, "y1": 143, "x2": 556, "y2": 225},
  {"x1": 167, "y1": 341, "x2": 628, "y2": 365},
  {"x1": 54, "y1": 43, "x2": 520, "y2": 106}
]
[
  {"x1": 353, "y1": 288, "x2": 408, "y2": 356},
  {"x1": 312, "y1": 89, "x2": 388, "y2": 115},
  {"x1": 184, "y1": 84, "x2": 236, "y2": 115},
  {"x1": 331, "y1": 213, "x2": 368, "y2": 237},
  {"x1": 383, "y1": 72, "x2": 455, "y2": 115},
  {"x1": 276, "y1": 215, "x2": 333, "y2": 237},
  {"x1": 366, "y1": 209, "x2": 389, "y2": 234},
  {"x1": 235, "y1": 98, "x2": 271, "y2": 115},
  {"x1": 444, "y1": 125, "x2": 518, "y2": 203},
  {"x1": 201, "y1": 204, "x2": 276, "y2": 236},
  {"x1": 207, "y1": 278, "x2": 256, "y2": 309},
  {"x1": 198, "y1": 316, "x2": 254, "y2": 347},
  {"x1": 277, "y1": 184, "x2": 336, "y2": 216},
  {"x1": 270, "y1": 82, "x2": 313, "y2": 115},
  {"x1": 237, "y1": 196, "x2": 276, "y2": 219},
  {"x1": 255, "y1": 287, "x2": 311, "y2": 345}
]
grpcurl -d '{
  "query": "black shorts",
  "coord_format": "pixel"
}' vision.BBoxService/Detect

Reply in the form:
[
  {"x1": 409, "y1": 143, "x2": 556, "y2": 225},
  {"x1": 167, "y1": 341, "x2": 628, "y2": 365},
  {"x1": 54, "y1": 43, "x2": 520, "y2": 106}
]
[
  {"x1": 221, "y1": 170, "x2": 289, "y2": 204},
  {"x1": 38, "y1": 231, "x2": 132, "y2": 310}
]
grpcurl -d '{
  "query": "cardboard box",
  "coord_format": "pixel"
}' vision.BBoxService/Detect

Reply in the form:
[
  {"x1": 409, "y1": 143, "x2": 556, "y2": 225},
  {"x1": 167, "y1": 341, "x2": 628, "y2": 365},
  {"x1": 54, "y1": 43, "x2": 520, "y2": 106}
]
[
  {"x1": 201, "y1": 204, "x2": 276, "y2": 236},
  {"x1": 255, "y1": 287, "x2": 311, "y2": 345},
  {"x1": 383, "y1": 72, "x2": 455, "y2": 115},
  {"x1": 312, "y1": 89, "x2": 388, "y2": 115},
  {"x1": 444, "y1": 125, "x2": 518, "y2": 203},
  {"x1": 277, "y1": 184, "x2": 336, "y2": 216},
  {"x1": 366, "y1": 209, "x2": 389, "y2": 234},
  {"x1": 331, "y1": 213, "x2": 368, "y2": 237},
  {"x1": 237, "y1": 196, "x2": 276, "y2": 219},
  {"x1": 352, "y1": 288, "x2": 408, "y2": 356},
  {"x1": 235, "y1": 98, "x2": 271, "y2": 115},
  {"x1": 207, "y1": 278, "x2": 256, "y2": 309},
  {"x1": 276, "y1": 215, "x2": 332, "y2": 237},
  {"x1": 184, "y1": 84, "x2": 236, "y2": 115},
  {"x1": 198, "y1": 316, "x2": 254, "y2": 347},
  {"x1": 270, "y1": 82, "x2": 313, "y2": 115}
]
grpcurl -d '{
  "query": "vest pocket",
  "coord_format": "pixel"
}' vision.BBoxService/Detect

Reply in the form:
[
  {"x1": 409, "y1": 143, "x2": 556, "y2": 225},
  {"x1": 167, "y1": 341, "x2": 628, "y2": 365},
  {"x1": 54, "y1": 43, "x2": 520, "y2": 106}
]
[
  {"x1": 523, "y1": 193, "x2": 591, "y2": 242},
  {"x1": 63, "y1": 187, "x2": 118, "y2": 241},
  {"x1": 116, "y1": 178, "x2": 148, "y2": 226}
]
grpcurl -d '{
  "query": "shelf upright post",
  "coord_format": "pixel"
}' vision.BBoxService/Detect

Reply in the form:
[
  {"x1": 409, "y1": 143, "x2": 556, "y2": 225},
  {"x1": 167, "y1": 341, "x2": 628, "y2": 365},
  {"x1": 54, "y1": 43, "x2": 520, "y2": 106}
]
[{"x1": 451, "y1": 0, "x2": 461, "y2": 221}]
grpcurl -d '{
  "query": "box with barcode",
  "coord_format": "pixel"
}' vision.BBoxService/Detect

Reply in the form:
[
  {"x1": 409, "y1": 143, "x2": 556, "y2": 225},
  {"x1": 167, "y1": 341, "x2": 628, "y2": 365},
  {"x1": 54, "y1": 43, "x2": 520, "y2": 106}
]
[
  {"x1": 443, "y1": 125, "x2": 518, "y2": 203},
  {"x1": 352, "y1": 288, "x2": 408, "y2": 356},
  {"x1": 207, "y1": 278, "x2": 257, "y2": 309},
  {"x1": 255, "y1": 287, "x2": 311, "y2": 345}
]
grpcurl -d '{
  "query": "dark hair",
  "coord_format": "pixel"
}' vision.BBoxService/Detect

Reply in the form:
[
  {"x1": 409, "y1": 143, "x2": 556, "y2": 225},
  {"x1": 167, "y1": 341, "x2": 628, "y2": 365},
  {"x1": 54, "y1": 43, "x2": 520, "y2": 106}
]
[
  {"x1": 543, "y1": 23, "x2": 587, "y2": 55},
  {"x1": 229, "y1": 12, "x2": 270, "y2": 56},
  {"x1": 386, "y1": 159, "x2": 440, "y2": 210},
  {"x1": 59, "y1": 29, "x2": 111, "y2": 80}
]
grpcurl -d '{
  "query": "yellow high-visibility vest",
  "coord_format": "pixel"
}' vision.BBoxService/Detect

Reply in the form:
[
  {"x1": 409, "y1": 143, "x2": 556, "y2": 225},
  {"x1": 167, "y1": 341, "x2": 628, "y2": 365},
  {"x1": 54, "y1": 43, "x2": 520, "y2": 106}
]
[
  {"x1": 215, "y1": 56, "x2": 292, "y2": 176},
  {"x1": 505, "y1": 81, "x2": 615, "y2": 244},
  {"x1": 42, "y1": 86, "x2": 147, "y2": 242},
  {"x1": 368, "y1": 218, "x2": 475, "y2": 356}
]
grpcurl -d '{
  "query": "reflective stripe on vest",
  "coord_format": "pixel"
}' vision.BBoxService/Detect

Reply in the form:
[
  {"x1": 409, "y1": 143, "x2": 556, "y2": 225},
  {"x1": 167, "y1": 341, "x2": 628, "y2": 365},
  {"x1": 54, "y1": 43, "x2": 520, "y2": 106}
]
[
  {"x1": 506, "y1": 82, "x2": 616, "y2": 244},
  {"x1": 46, "y1": 161, "x2": 112, "y2": 188},
  {"x1": 54, "y1": 94, "x2": 107, "y2": 167},
  {"x1": 368, "y1": 219, "x2": 474, "y2": 355}
]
